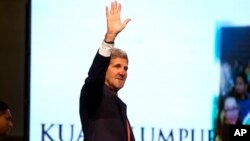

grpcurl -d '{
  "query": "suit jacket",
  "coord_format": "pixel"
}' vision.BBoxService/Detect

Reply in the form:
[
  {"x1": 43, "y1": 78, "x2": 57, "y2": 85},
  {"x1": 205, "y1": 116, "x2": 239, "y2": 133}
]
[{"x1": 80, "y1": 52, "x2": 135, "y2": 141}]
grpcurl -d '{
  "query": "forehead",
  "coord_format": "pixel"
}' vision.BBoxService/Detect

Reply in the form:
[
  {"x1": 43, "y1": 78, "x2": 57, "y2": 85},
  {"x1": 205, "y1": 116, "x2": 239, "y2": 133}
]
[
  {"x1": 224, "y1": 98, "x2": 237, "y2": 107},
  {"x1": 236, "y1": 76, "x2": 243, "y2": 81},
  {"x1": 110, "y1": 58, "x2": 128, "y2": 65}
]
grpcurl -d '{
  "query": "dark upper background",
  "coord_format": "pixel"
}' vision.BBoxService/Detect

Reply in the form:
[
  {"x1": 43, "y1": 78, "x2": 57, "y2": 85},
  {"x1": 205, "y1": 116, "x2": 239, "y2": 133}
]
[{"x1": 0, "y1": 0, "x2": 28, "y2": 140}]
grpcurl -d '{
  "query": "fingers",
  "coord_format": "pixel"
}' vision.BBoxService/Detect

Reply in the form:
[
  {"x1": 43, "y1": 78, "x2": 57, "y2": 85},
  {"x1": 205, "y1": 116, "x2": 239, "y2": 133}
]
[
  {"x1": 106, "y1": 1, "x2": 131, "y2": 30},
  {"x1": 110, "y1": 1, "x2": 119, "y2": 15},
  {"x1": 110, "y1": 1, "x2": 114, "y2": 15},
  {"x1": 117, "y1": 3, "x2": 121, "y2": 14},
  {"x1": 106, "y1": 6, "x2": 109, "y2": 18}
]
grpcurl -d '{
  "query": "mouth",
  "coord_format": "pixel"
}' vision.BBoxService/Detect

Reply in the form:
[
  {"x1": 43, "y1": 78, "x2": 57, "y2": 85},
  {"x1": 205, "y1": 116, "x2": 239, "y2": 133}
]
[{"x1": 116, "y1": 78, "x2": 124, "y2": 81}]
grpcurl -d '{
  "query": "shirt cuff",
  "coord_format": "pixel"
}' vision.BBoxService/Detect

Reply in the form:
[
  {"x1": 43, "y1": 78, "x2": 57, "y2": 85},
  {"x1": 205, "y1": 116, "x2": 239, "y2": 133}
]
[{"x1": 98, "y1": 41, "x2": 114, "y2": 57}]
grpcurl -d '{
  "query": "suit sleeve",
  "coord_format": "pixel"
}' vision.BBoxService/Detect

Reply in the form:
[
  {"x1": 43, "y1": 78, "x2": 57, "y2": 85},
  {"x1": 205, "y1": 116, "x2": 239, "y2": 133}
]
[
  {"x1": 80, "y1": 41, "x2": 114, "y2": 124},
  {"x1": 85, "y1": 41, "x2": 114, "y2": 84}
]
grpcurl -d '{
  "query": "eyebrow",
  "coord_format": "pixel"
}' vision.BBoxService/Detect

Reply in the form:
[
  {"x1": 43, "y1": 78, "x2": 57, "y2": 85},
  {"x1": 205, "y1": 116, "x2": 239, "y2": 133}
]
[{"x1": 113, "y1": 64, "x2": 128, "y2": 69}]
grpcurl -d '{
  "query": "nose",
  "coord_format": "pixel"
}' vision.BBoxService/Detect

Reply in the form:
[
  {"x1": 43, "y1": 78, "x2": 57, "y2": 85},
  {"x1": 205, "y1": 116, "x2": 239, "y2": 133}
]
[{"x1": 120, "y1": 67, "x2": 127, "y2": 74}]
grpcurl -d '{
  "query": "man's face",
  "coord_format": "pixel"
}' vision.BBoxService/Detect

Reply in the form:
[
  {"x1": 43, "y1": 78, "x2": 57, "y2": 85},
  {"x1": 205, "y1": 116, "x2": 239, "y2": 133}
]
[
  {"x1": 105, "y1": 57, "x2": 128, "y2": 92},
  {"x1": 0, "y1": 109, "x2": 13, "y2": 137},
  {"x1": 235, "y1": 76, "x2": 247, "y2": 95}
]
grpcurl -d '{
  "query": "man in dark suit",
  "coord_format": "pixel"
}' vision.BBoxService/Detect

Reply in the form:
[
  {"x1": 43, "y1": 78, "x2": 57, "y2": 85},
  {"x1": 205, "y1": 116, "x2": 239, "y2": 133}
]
[{"x1": 79, "y1": 1, "x2": 135, "y2": 141}]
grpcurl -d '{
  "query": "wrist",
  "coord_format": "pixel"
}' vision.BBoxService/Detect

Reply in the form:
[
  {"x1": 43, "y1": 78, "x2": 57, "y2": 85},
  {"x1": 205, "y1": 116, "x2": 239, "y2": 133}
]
[
  {"x1": 104, "y1": 33, "x2": 117, "y2": 43},
  {"x1": 104, "y1": 40, "x2": 114, "y2": 44}
]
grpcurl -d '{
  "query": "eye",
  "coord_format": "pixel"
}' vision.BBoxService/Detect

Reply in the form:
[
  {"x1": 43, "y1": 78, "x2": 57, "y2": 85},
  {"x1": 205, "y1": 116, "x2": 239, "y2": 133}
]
[{"x1": 124, "y1": 66, "x2": 128, "y2": 71}]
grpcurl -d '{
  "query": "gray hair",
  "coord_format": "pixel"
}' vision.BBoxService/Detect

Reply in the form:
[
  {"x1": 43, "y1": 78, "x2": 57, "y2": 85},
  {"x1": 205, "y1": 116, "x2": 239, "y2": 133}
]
[{"x1": 110, "y1": 48, "x2": 128, "y2": 63}]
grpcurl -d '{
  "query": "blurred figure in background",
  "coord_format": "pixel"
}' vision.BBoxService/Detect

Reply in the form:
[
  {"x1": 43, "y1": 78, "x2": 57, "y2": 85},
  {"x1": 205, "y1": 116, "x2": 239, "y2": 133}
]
[
  {"x1": 220, "y1": 62, "x2": 234, "y2": 96},
  {"x1": 233, "y1": 72, "x2": 250, "y2": 122},
  {"x1": 232, "y1": 60, "x2": 243, "y2": 81},
  {"x1": 244, "y1": 59, "x2": 250, "y2": 88},
  {"x1": 215, "y1": 95, "x2": 241, "y2": 141},
  {"x1": 0, "y1": 101, "x2": 13, "y2": 140},
  {"x1": 221, "y1": 96, "x2": 241, "y2": 125}
]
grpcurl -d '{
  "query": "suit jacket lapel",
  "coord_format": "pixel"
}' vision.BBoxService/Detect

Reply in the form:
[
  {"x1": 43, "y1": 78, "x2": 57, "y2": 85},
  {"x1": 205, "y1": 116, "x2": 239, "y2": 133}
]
[{"x1": 117, "y1": 98, "x2": 127, "y2": 131}]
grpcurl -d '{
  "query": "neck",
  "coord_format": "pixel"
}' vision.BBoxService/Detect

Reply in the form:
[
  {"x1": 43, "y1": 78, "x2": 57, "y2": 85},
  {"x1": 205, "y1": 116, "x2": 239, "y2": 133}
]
[{"x1": 104, "y1": 84, "x2": 118, "y2": 95}]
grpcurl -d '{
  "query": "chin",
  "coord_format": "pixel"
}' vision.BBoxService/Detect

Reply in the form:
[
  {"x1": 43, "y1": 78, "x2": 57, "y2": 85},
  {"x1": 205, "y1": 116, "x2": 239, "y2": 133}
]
[
  {"x1": 115, "y1": 85, "x2": 124, "y2": 90},
  {"x1": 117, "y1": 86, "x2": 124, "y2": 89}
]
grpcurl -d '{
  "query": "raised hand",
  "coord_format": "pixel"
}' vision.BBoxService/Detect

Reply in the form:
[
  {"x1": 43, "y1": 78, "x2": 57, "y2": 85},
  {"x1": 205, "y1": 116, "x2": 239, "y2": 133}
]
[{"x1": 104, "y1": 1, "x2": 131, "y2": 43}]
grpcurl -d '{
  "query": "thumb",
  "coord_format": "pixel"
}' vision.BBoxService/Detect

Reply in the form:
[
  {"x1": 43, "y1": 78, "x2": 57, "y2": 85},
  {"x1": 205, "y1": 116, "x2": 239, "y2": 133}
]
[{"x1": 122, "y1": 18, "x2": 131, "y2": 28}]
